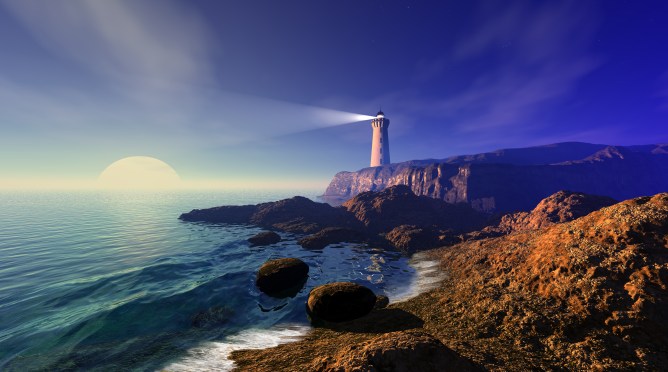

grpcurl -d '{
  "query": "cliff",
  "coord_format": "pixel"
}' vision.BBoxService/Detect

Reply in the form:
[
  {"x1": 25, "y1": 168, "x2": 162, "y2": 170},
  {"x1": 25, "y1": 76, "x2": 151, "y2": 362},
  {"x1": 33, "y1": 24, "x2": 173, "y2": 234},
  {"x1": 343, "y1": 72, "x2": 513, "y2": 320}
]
[{"x1": 323, "y1": 142, "x2": 668, "y2": 213}]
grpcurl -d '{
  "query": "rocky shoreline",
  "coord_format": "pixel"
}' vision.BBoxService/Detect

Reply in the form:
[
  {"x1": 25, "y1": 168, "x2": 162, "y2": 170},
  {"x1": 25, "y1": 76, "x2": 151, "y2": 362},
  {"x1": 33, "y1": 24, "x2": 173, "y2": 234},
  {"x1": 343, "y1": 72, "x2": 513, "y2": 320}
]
[{"x1": 180, "y1": 188, "x2": 668, "y2": 370}]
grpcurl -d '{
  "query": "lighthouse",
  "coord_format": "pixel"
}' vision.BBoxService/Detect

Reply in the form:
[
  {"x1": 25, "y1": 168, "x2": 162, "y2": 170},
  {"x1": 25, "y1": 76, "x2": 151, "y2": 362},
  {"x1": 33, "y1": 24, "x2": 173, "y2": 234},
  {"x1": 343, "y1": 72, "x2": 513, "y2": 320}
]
[{"x1": 370, "y1": 110, "x2": 390, "y2": 167}]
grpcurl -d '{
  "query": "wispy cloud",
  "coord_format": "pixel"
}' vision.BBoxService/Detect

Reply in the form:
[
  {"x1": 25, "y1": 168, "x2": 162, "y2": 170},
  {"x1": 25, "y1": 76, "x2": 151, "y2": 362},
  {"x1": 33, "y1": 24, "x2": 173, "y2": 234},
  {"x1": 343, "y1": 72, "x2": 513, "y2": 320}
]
[
  {"x1": 446, "y1": 0, "x2": 599, "y2": 132},
  {"x1": 0, "y1": 0, "x2": 370, "y2": 153},
  {"x1": 384, "y1": 0, "x2": 600, "y2": 138},
  {"x1": 2, "y1": 0, "x2": 214, "y2": 88}
]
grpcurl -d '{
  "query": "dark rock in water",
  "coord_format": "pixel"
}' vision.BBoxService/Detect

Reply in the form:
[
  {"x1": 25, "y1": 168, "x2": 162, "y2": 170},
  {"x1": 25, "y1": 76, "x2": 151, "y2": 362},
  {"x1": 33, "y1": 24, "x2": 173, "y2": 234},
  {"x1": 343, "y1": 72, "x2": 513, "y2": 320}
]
[
  {"x1": 298, "y1": 227, "x2": 367, "y2": 249},
  {"x1": 180, "y1": 186, "x2": 488, "y2": 238},
  {"x1": 191, "y1": 306, "x2": 233, "y2": 328},
  {"x1": 179, "y1": 204, "x2": 257, "y2": 224},
  {"x1": 385, "y1": 225, "x2": 442, "y2": 253},
  {"x1": 180, "y1": 196, "x2": 362, "y2": 234},
  {"x1": 248, "y1": 231, "x2": 281, "y2": 246},
  {"x1": 307, "y1": 282, "x2": 376, "y2": 323},
  {"x1": 343, "y1": 185, "x2": 488, "y2": 233},
  {"x1": 256, "y1": 258, "x2": 309, "y2": 297},
  {"x1": 324, "y1": 142, "x2": 668, "y2": 213},
  {"x1": 374, "y1": 295, "x2": 389, "y2": 310},
  {"x1": 310, "y1": 330, "x2": 479, "y2": 371}
]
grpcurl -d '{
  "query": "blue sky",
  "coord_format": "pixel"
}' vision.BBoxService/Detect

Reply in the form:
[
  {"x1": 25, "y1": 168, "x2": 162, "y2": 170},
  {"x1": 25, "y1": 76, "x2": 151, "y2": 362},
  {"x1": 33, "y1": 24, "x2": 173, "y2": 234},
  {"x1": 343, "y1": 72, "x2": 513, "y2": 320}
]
[{"x1": 0, "y1": 0, "x2": 667, "y2": 188}]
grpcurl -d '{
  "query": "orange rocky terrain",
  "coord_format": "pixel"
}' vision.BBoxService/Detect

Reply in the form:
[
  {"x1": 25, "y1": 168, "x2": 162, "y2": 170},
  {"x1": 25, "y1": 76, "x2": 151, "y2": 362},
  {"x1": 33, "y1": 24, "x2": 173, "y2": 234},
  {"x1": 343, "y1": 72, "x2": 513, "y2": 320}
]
[{"x1": 231, "y1": 193, "x2": 668, "y2": 371}]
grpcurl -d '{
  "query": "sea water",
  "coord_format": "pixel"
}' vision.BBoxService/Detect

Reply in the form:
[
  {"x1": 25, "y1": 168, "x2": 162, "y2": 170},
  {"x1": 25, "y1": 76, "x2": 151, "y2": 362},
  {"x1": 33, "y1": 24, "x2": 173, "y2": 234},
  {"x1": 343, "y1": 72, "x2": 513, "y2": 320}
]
[{"x1": 0, "y1": 190, "x2": 429, "y2": 371}]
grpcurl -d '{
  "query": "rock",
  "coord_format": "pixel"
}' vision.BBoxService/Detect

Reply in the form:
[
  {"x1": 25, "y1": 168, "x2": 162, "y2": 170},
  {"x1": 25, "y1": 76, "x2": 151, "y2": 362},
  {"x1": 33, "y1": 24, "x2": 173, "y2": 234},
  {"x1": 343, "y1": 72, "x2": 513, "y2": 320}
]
[
  {"x1": 324, "y1": 142, "x2": 668, "y2": 213},
  {"x1": 307, "y1": 282, "x2": 377, "y2": 323},
  {"x1": 180, "y1": 186, "x2": 487, "y2": 237},
  {"x1": 229, "y1": 193, "x2": 668, "y2": 371},
  {"x1": 256, "y1": 258, "x2": 309, "y2": 297},
  {"x1": 433, "y1": 192, "x2": 668, "y2": 369},
  {"x1": 342, "y1": 185, "x2": 488, "y2": 233},
  {"x1": 310, "y1": 330, "x2": 478, "y2": 371},
  {"x1": 298, "y1": 227, "x2": 367, "y2": 249},
  {"x1": 385, "y1": 225, "x2": 442, "y2": 253},
  {"x1": 180, "y1": 196, "x2": 362, "y2": 234},
  {"x1": 374, "y1": 295, "x2": 389, "y2": 309},
  {"x1": 191, "y1": 306, "x2": 233, "y2": 328},
  {"x1": 495, "y1": 190, "x2": 617, "y2": 233},
  {"x1": 248, "y1": 231, "x2": 281, "y2": 246},
  {"x1": 178, "y1": 204, "x2": 257, "y2": 224}
]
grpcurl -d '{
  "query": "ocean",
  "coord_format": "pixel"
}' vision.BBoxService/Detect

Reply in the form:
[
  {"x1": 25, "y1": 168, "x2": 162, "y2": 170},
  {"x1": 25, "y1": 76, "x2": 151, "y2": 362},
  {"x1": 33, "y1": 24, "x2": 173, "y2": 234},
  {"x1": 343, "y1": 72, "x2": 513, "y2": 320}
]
[{"x1": 0, "y1": 190, "x2": 436, "y2": 371}]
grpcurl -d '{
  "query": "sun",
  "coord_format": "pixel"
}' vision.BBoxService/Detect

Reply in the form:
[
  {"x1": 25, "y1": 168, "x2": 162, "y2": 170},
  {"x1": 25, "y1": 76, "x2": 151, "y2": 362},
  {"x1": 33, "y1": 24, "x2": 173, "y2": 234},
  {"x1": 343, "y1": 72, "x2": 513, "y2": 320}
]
[{"x1": 98, "y1": 156, "x2": 182, "y2": 190}]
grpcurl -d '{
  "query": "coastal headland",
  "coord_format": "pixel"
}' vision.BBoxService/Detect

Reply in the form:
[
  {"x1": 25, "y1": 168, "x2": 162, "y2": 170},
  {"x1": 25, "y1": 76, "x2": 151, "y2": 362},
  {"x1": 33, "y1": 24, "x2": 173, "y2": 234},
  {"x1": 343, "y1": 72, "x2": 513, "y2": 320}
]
[{"x1": 179, "y1": 142, "x2": 668, "y2": 370}]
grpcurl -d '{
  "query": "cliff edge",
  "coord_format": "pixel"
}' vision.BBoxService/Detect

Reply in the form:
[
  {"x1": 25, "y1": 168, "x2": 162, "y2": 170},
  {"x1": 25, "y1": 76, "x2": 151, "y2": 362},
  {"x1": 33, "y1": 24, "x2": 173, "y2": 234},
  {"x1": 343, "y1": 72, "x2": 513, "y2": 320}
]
[{"x1": 323, "y1": 142, "x2": 668, "y2": 213}]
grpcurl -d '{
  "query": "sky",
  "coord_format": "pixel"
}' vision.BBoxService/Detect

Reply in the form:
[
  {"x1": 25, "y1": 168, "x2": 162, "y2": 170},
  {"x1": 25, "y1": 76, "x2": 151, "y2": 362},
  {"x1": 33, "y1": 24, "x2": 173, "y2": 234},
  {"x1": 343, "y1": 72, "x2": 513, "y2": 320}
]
[{"x1": 0, "y1": 0, "x2": 667, "y2": 189}]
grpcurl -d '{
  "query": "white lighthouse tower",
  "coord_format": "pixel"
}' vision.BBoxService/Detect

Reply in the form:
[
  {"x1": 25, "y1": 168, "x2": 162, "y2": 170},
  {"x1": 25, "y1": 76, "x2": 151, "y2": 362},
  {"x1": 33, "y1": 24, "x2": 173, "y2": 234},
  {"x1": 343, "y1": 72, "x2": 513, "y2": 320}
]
[{"x1": 370, "y1": 110, "x2": 390, "y2": 167}]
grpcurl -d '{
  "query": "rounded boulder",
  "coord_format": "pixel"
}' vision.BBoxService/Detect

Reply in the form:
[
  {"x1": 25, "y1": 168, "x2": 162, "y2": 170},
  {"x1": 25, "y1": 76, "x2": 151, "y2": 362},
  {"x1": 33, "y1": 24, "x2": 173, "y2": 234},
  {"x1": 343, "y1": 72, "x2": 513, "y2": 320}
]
[
  {"x1": 307, "y1": 282, "x2": 377, "y2": 323},
  {"x1": 256, "y1": 258, "x2": 309, "y2": 297}
]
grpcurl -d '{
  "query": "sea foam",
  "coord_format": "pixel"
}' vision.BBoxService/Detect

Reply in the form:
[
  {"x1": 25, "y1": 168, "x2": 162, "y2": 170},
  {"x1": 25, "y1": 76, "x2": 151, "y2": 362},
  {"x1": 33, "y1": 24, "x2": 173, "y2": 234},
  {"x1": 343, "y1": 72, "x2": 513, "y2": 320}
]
[
  {"x1": 391, "y1": 252, "x2": 447, "y2": 303},
  {"x1": 163, "y1": 324, "x2": 310, "y2": 371}
]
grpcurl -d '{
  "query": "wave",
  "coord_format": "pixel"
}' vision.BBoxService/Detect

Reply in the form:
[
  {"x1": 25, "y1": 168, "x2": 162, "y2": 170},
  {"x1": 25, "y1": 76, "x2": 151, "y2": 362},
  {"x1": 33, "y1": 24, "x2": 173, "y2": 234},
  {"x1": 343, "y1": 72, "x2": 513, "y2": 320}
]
[
  {"x1": 163, "y1": 324, "x2": 310, "y2": 371},
  {"x1": 390, "y1": 252, "x2": 447, "y2": 303}
]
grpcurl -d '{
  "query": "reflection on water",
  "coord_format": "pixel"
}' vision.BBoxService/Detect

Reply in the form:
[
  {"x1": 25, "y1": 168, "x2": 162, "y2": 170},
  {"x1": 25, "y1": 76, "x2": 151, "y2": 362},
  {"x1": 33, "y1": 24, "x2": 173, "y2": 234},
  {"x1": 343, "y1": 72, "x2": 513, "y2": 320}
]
[{"x1": 0, "y1": 190, "x2": 422, "y2": 371}]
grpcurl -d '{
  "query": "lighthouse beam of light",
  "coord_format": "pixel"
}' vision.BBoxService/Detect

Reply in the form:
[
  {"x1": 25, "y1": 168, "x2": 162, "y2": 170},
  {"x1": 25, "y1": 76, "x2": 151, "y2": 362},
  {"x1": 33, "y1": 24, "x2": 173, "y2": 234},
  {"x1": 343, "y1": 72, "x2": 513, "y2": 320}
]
[{"x1": 202, "y1": 91, "x2": 377, "y2": 143}]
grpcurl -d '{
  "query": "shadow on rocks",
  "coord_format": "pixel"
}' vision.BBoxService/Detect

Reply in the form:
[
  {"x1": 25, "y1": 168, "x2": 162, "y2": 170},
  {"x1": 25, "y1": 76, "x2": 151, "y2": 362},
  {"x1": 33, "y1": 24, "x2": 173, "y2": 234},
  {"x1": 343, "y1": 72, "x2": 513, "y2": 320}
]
[{"x1": 309, "y1": 307, "x2": 425, "y2": 334}]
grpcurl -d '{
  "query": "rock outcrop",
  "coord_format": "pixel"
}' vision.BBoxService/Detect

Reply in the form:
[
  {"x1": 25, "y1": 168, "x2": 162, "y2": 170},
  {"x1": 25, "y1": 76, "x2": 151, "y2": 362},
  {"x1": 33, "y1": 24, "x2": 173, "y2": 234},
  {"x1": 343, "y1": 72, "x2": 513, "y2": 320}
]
[
  {"x1": 385, "y1": 225, "x2": 442, "y2": 254},
  {"x1": 256, "y1": 258, "x2": 309, "y2": 297},
  {"x1": 426, "y1": 192, "x2": 668, "y2": 369},
  {"x1": 181, "y1": 186, "x2": 490, "y2": 251},
  {"x1": 342, "y1": 185, "x2": 488, "y2": 233},
  {"x1": 494, "y1": 190, "x2": 617, "y2": 232},
  {"x1": 323, "y1": 142, "x2": 668, "y2": 213},
  {"x1": 248, "y1": 231, "x2": 282, "y2": 246},
  {"x1": 298, "y1": 227, "x2": 367, "y2": 249},
  {"x1": 310, "y1": 330, "x2": 478, "y2": 372},
  {"x1": 468, "y1": 190, "x2": 618, "y2": 241},
  {"x1": 180, "y1": 196, "x2": 362, "y2": 234},
  {"x1": 307, "y1": 282, "x2": 377, "y2": 323}
]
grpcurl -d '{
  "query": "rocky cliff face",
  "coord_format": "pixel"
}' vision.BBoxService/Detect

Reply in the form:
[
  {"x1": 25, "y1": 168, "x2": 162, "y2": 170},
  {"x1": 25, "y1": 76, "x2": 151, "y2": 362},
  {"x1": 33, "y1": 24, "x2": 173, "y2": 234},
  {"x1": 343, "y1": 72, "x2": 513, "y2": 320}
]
[{"x1": 323, "y1": 142, "x2": 668, "y2": 213}]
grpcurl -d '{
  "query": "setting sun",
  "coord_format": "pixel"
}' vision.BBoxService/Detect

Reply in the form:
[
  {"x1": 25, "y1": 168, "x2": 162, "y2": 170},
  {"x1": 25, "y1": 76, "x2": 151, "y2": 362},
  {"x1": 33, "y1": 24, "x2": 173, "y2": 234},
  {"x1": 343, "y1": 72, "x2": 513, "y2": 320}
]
[{"x1": 98, "y1": 156, "x2": 182, "y2": 189}]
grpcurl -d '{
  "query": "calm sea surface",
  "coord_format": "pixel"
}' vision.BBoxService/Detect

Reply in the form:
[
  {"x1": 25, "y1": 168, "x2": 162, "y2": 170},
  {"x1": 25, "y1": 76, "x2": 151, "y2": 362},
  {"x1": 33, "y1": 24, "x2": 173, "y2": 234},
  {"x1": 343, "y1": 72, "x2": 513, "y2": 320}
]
[{"x1": 0, "y1": 190, "x2": 420, "y2": 371}]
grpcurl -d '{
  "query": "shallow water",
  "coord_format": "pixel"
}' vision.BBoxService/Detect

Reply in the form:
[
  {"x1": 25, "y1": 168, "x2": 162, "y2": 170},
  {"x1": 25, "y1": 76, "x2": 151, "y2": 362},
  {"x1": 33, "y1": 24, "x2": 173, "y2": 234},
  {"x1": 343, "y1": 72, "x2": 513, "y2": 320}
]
[{"x1": 0, "y1": 190, "x2": 420, "y2": 371}]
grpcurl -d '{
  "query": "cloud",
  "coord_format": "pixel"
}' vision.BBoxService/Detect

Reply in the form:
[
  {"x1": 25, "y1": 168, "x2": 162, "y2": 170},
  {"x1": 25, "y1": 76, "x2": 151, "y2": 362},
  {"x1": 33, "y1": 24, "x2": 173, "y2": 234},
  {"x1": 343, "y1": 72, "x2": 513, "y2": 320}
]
[
  {"x1": 377, "y1": 0, "x2": 600, "y2": 140},
  {"x1": 1, "y1": 0, "x2": 214, "y2": 87},
  {"x1": 0, "y1": 0, "x2": 372, "y2": 152},
  {"x1": 447, "y1": 1, "x2": 600, "y2": 132}
]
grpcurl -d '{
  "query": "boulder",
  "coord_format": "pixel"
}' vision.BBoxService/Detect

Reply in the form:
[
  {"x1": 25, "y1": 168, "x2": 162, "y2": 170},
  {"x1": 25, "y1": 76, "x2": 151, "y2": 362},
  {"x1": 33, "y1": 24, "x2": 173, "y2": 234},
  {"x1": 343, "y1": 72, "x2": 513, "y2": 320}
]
[
  {"x1": 298, "y1": 227, "x2": 367, "y2": 249},
  {"x1": 307, "y1": 282, "x2": 377, "y2": 323},
  {"x1": 256, "y1": 258, "x2": 309, "y2": 297},
  {"x1": 310, "y1": 330, "x2": 478, "y2": 371},
  {"x1": 248, "y1": 231, "x2": 281, "y2": 246}
]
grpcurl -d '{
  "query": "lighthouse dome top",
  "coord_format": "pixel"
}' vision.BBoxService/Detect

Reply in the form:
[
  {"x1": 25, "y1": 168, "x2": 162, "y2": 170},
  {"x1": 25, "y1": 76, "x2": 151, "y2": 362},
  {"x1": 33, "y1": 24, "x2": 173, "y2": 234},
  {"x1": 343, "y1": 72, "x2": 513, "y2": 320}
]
[{"x1": 376, "y1": 110, "x2": 385, "y2": 117}]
